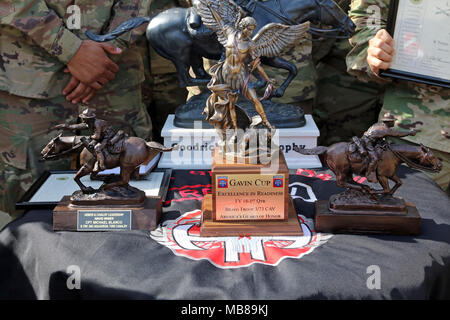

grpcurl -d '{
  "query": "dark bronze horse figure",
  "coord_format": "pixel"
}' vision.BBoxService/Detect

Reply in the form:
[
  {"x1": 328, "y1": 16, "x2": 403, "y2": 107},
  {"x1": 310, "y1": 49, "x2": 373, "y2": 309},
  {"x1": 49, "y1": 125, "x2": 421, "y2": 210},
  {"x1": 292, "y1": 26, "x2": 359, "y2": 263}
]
[
  {"x1": 295, "y1": 142, "x2": 442, "y2": 195},
  {"x1": 86, "y1": 0, "x2": 355, "y2": 98},
  {"x1": 41, "y1": 134, "x2": 174, "y2": 194}
]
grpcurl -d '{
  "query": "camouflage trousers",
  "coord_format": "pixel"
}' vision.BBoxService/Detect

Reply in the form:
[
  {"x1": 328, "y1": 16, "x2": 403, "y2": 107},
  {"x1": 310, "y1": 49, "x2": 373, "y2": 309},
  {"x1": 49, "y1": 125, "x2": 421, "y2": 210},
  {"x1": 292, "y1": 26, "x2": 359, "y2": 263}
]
[
  {"x1": 148, "y1": 73, "x2": 188, "y2": 142},
  {"x1": 0, "y1": 85, "x2": 152, "y2": 216},
  {"x1": 313, "y1": 59, "x2": 385, "y2": 146},
  {"x1": 388, "y1": 137, "x2": 450, "y2": 193}
]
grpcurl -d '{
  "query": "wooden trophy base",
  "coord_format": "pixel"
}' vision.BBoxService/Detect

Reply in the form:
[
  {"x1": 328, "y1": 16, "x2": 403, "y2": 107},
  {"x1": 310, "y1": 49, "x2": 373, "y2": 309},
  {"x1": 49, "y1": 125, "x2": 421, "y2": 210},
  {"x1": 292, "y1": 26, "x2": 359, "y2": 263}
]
[
  {"x1": 315, "y1": 200, "x2": 421, "y2": 235},
  {"x1": 53, "y1": 195, "x2": 162, "y2": 231},
  {"x1": 200, "y1": 194, "x2": 303, "y2": 237}
]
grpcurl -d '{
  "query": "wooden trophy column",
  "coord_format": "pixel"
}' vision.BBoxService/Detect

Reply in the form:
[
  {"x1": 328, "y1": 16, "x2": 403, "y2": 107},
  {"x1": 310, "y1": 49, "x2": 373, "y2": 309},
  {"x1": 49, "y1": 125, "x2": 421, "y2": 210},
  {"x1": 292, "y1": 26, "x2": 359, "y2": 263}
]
[{"x1": 200, "y1": 148, "x2": 303, "y2": 237}]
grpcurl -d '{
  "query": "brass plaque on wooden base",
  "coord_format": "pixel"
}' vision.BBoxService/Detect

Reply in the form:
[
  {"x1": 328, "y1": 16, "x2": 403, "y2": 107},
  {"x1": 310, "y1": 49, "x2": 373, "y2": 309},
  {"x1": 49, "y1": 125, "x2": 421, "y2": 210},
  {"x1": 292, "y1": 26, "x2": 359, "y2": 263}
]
[
  {"x1": 53, "y1": 196, "x2": 162, "y2": 231},
  {"x1": 211, "y1": 148, "x2": 289, "y2": 222},
  {"x1": 199, "y1": 147, "x2": 303, "y2": 237},
  {"x1": 315, "y1": 200, "x2": 421, "y2": 235},
  {"x1": 200, "y1": 194, "x2": 303, "y2": 237}
]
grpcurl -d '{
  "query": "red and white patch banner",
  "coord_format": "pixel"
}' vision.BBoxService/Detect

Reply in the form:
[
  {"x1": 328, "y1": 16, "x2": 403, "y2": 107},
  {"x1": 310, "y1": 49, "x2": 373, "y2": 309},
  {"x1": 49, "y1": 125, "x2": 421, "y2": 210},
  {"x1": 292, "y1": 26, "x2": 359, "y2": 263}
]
[{"x1": 150, "y1": 209, "x2": 331, "y2": 269}]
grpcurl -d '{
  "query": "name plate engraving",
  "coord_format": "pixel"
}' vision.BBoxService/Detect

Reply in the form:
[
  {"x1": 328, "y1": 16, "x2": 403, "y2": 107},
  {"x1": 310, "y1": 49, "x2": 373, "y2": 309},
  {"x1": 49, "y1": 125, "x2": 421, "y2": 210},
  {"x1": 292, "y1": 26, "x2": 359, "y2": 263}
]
[
  {"x1": 77, "y1": 210, "x2": 132, "y2": 231},
  {"x1": 215, "y1": 174, "x2": 286, "y2": 221}
]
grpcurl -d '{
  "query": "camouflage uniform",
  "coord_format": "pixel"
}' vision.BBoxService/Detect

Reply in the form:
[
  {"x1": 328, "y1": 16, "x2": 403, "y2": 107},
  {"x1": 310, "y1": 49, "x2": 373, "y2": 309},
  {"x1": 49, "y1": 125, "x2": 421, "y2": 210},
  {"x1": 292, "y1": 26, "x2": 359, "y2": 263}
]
[
  {"x1": 347, "y1": 0, "x2": 450, "y2": 191},
  {"x1": 265, "y1": 39, "x2": 317, "y2": 113},
  {"x1": 0, "y1": 0, "x2": 153, "y2": 216},
  {"x1": 313, "y1": 37, "x2": 386, "y2": 145},
  {"x1": 145, "y1": 0, "x2": 191, "y2": 141},
  {"x1": 312, "y1": 0, "x2": 386, "y2": 146}
]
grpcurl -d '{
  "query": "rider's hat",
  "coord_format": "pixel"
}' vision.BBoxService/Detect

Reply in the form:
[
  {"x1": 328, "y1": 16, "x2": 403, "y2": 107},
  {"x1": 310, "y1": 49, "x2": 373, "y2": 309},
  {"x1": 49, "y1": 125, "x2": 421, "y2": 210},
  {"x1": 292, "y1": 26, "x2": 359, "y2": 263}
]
[
  {"x1": 381, "y1": 112, "x2": 396, "y2": 123},
  {"x1": 79, "y1": 108, "x2": 96, "y2": 119}
]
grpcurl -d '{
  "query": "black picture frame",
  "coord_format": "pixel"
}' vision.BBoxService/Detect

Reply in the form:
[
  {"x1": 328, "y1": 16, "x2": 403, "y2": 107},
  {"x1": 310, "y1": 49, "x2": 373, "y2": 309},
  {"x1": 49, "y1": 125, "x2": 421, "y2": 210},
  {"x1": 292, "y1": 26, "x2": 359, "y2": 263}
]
[
  {"x1": 16, "y1": 168, "x2": 173, "y2": 211},
  {"x1": 380, "y1": 0, "x2": 450, "y2": 89}
]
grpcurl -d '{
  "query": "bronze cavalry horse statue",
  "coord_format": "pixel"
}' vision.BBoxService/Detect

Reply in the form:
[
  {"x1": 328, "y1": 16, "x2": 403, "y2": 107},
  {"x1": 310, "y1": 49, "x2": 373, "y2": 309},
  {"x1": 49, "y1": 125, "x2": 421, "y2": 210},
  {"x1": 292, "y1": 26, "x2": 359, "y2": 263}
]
[
  {"x1": 294, "y1": 142, "x2": 442, "y2": 195},
  {"x1": 41, "y1": 134, "x2": 174, "y2": 194}
]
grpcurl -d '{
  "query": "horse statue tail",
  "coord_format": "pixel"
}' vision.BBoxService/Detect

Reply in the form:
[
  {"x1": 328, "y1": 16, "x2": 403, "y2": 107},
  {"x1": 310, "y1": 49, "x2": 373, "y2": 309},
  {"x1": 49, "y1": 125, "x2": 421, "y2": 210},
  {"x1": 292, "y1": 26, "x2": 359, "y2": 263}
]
[
  {"x1": 86, "y1": 16, "x2": 152, "y2": 42},
  {"x1": 145, "y1": 141, "x2": 177, "y2": 153},
  {"x1": 293, "y1": 145, "x2": 328, "y2": 155}
]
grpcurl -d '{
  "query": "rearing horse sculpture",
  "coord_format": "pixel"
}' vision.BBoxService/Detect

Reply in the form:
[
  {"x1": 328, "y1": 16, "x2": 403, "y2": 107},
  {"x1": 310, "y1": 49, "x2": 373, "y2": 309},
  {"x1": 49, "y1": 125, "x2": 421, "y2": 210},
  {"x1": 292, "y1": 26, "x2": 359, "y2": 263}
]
[{"x1": 86, "y1": 0, "x2": 355, "y2": 98}]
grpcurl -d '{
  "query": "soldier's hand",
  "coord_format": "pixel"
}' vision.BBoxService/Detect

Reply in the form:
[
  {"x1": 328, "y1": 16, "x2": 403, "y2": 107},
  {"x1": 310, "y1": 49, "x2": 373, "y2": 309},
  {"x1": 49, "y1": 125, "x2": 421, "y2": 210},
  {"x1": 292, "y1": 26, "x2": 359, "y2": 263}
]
[
  {"x1": 63, "y1": 72, "x2": 97, "y2": 104},
  {"x1": 68, "y1": 82, "x2": 97, "y2": 104},
  {"x1": 66, "y1": 40, "x2": 121, "y2": 90},
  {"x1": 367, "y1": 29, "x2": 395, "y2": 75},
  {"x1": 410, "y1": 130, "x2": 417, "y2": 136}
]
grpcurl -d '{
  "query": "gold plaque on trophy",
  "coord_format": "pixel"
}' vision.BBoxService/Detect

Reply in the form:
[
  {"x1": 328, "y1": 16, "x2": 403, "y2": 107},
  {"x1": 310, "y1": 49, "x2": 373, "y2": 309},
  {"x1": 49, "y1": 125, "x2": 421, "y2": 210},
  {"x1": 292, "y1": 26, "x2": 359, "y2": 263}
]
[
  {"x1": 214, "y1": 173, "x2": 287, "y2": 221},
  {"x1": 200, "y1": 148, "x2": 302, "y2": 237}
]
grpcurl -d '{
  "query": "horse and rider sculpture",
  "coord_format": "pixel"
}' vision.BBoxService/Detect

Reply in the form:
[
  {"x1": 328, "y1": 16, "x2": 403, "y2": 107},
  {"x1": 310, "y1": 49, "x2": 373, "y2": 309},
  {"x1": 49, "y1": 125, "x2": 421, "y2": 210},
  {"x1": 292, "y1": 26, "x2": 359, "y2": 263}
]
[
  {"x1": 294, "y1": 113, "x2": 442, "y2": 196},
  {"x1": 41, "y1": 109, "x2": 174, "y2": 195}
]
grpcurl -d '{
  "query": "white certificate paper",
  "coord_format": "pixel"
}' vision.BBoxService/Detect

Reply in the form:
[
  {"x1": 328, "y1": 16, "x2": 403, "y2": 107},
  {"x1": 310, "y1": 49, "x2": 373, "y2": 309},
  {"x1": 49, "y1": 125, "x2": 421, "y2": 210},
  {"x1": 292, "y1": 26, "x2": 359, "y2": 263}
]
[{"x1": 391, "y1": 0, "x2": 450, "y2": 82}]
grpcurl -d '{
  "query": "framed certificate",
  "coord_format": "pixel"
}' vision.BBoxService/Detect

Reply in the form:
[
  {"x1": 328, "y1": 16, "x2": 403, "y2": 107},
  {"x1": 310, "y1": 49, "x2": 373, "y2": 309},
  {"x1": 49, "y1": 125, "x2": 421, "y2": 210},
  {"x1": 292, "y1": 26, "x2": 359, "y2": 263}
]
[
  {"x1": 16, "y1": 168, "x2": 172, "y2": 210},
  {"x1": 381, "y1": 0, "x2": 450, "y2": 88}
]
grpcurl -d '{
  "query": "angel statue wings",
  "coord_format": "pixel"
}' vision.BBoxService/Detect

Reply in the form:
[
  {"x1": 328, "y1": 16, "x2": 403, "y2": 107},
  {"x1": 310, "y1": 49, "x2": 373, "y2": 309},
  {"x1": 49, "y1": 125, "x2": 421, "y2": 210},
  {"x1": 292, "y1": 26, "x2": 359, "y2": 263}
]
[{"x1": 195, "y1": 0, "x2": 310, "y2": 135}]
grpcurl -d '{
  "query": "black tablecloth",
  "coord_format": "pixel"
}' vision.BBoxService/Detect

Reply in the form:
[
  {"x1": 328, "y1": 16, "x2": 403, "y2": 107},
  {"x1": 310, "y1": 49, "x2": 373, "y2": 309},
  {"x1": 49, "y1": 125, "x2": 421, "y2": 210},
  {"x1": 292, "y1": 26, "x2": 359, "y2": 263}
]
[{"x1": 1, "y1": 166, "x2": 449, "y2": 299}]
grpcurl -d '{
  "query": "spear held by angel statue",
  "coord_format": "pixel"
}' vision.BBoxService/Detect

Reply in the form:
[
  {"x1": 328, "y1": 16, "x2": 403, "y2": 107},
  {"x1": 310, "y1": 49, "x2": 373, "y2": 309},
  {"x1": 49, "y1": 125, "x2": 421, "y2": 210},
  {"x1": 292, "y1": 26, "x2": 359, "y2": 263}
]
[{"x1": 196, "y1": 0, "x2": 310, "y2": 136}]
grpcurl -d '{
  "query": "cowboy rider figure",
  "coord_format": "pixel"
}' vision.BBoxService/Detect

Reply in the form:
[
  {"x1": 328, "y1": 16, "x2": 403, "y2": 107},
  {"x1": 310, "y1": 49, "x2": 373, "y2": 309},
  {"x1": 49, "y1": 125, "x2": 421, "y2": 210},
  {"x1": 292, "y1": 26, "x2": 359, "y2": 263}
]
[
  {"x1": 352, "y1": 113, "x2": 417, "y2": 183},
  {"x1": 52, "y1": 108, "x2": 124, "y2": 172}
]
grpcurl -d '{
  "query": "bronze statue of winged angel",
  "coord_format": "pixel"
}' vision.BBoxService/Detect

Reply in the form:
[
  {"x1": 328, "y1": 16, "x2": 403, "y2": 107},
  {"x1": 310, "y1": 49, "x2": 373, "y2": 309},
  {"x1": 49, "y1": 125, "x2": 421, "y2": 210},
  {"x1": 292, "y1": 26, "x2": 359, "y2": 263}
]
[{"x1": 196, "y1": 0, "x2": 310, "y2": 136}]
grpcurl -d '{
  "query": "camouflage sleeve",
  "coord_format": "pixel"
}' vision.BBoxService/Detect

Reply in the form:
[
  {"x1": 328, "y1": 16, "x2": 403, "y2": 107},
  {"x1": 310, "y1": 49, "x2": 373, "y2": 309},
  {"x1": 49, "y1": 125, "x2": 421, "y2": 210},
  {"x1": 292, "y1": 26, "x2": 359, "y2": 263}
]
[
  {"x1": 0, "y1": 0, "x2": 82, "y2": 64},
  {"x1": 103, "y1": 0, "x2": 152, "y2": 50},
  {"x1": 346, "y1": 0, "x2": 390, "y2": 83}
]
